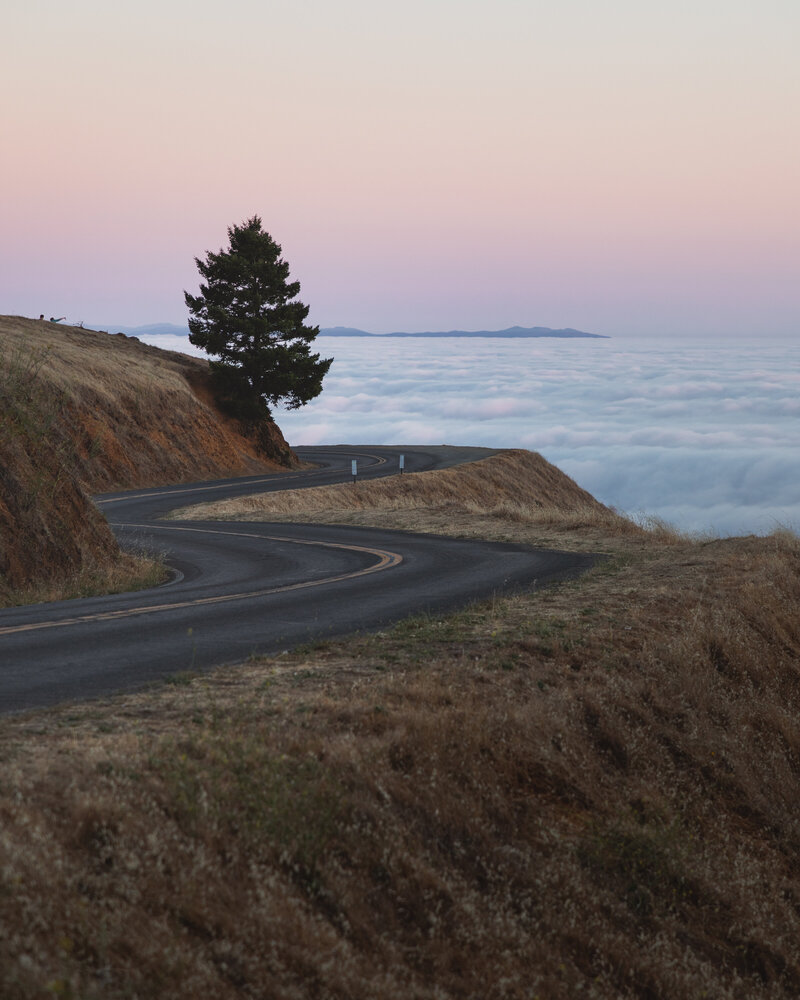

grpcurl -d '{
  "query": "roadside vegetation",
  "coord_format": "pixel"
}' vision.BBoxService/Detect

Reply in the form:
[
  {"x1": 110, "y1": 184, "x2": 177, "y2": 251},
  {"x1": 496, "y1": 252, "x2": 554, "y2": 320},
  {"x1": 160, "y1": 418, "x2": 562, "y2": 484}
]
[
  {"x1": 174, "y1": 447, "x2": 645, "y2": 550},
  {"x1": 1, "y1": 454, "x2": 798, "y2": 997},
  {"x1": 0, "y1": 328, "x2": 171, "y2": 605},
  {"x1": 0, "y1": 550, "x2": 169, "y2": 609},
  {"x1": 0, "y1": 334, "x2": 151, "y2": 605},
  {"x1": 0, "y1": 315, "x2": 294, "y2": 493},
  {"x1": 0, "y1": 314, "x2": 297, "y2": 605}
]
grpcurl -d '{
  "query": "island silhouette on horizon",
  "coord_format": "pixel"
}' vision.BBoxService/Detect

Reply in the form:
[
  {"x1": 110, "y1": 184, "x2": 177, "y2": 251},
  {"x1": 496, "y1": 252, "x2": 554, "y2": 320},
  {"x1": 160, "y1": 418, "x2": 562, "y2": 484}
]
[
  {"x1": 96, "y1": 323, "x2": 609, "y2": 340},
  {"x1": 318, "y1": 325, "x2": 608, "y2": 339}
]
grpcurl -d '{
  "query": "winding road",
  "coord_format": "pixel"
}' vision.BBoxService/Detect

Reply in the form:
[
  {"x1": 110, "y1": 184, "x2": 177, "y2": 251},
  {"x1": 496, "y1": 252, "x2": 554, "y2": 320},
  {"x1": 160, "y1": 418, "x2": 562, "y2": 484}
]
[{"x1": 0, "y1": 447, "x2": 595, "y2": 714}]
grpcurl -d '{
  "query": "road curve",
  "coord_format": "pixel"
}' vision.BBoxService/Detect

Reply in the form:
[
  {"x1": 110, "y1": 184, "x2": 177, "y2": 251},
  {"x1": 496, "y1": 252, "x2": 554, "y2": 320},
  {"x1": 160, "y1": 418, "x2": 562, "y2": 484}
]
[{"x1": 0, "y1": 446, "x2": 595, "y2": 714}]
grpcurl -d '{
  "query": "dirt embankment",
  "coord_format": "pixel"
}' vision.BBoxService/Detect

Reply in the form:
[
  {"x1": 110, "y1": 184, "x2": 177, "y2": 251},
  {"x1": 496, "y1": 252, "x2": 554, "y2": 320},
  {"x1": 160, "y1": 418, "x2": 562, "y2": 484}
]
[{"x1": 0, "y1": 315, "x2": 294, "y2": 598}]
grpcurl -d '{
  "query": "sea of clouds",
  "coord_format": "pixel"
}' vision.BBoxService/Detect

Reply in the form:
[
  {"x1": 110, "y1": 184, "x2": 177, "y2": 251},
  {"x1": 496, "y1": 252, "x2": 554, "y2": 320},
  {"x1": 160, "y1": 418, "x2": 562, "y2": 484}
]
[{"x1": 143, "y1": 332, "x2": 799, "y2": 537}]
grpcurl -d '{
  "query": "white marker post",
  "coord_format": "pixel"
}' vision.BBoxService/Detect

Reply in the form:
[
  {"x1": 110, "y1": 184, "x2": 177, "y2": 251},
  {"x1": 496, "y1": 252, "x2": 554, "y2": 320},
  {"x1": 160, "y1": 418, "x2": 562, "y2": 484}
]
[
  {"x1": 351, "y1": 459, "x2": 357, "y2": 484},
  {"x1": 399, "y1": 453, "x2": 405, "y2": 475}
]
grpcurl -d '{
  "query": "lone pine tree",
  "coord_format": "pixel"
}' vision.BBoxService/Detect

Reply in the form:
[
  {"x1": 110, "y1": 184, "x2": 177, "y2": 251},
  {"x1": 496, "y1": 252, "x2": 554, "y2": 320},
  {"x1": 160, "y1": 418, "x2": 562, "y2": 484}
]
[{"x1": 185, "y1": 216, "x2": 332, "y2": 423}]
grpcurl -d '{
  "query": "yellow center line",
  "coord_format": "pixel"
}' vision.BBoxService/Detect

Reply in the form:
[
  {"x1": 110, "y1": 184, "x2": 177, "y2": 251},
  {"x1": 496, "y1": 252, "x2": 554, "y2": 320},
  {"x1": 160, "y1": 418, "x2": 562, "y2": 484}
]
[
  {"x1": 0, "y1": 525, "x2": 403, "y2": 637},
  {"x1": 350, "y1": 452, "x2": 388, "y2": 466}
]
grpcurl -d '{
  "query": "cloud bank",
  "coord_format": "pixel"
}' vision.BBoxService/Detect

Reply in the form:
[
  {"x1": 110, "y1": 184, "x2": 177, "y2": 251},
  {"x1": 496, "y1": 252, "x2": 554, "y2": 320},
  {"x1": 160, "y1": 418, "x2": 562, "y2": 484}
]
[{"x1": 143, "y1": 333, "x2": 799, "y2": 537}]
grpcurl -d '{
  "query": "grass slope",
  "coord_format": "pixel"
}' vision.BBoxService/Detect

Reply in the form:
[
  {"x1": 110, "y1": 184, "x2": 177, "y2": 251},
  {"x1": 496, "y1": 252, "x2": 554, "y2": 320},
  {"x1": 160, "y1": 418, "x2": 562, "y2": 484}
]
[
  {"x1": 0, "y1": 315, "x2": 294, "y2": 603},
  {"x1": 0, "y1": 316, "x2": 293, "y2": 492},
  {"x1": 177, "y1": 448, "x2": 611, "y2": 527},
  {"x1": 0, "y1": 453, "x2": 798, "y2": 996}
]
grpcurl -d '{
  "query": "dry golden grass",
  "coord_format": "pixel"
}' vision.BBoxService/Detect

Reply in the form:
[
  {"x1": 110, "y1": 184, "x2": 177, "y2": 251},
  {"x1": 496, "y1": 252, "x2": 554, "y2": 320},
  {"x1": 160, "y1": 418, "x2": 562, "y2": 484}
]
[
  {"x1": 1, "y1": 332, "x2": 119, "y2": 598},
  {"x1": 0, "y1": 315, "x2": 293, "y2": 493},
  {"x1": 1, "y1": 317, "x2": 197, "y2": 402},
  {"x1": 0, "y1": 451, "x2": 798, "y2": 997},
  {"x1": 0, "y1": 314, "x2": 294, "y2": 600},
  {"x1": 180, "y1": 447, "x2": 605, "y2": 518},
  {"x1": 0, "y1": 551, "x2": 168, "y2": 608},
  {"x1": 176, "y1": 448, "x2": 651, "y2": 551}
]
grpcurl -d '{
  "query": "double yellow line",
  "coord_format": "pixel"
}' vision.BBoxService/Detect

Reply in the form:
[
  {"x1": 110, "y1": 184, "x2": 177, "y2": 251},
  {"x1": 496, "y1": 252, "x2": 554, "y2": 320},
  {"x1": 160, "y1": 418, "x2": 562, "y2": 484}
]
[{"x1": 0, "y1": 525, "x2": 403, "y2": 637}]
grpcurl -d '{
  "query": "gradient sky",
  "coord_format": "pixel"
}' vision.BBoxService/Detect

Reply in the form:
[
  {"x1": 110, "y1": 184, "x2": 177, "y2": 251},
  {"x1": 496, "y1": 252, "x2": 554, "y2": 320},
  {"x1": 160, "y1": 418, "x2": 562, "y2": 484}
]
[{"x1": 2, "y1": 0, "x2": 798, "y2": 336}]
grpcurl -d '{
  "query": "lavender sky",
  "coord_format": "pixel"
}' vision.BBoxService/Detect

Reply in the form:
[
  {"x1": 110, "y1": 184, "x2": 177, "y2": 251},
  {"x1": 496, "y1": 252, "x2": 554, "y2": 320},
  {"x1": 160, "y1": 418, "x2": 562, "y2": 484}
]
[{"x1": 2, "y1": 1, "x2": 798, "y2": 337}]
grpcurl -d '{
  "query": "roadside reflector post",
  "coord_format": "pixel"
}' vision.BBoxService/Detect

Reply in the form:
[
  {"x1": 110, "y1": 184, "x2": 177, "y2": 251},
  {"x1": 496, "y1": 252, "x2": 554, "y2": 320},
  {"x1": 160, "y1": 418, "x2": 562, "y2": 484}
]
[
  {"x1": 399, "y1": 453, "x2": 405, "y2": 475},
  {"x1": 351, "y1": 458, "x2": 357, "y2": 484}
]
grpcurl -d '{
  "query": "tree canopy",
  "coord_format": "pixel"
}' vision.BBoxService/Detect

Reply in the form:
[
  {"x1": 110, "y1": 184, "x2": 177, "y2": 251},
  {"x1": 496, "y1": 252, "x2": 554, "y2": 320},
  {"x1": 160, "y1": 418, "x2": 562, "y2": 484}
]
[{"x1": 184, "y1": 217, "x2": 332, "y2": 421}]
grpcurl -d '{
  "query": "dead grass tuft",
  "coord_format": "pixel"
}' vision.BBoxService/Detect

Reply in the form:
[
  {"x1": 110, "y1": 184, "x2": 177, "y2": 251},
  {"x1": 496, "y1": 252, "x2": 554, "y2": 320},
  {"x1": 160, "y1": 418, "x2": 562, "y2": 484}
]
[{"x1": 0, "y1": 551, "x2": 168, "y2": 608}]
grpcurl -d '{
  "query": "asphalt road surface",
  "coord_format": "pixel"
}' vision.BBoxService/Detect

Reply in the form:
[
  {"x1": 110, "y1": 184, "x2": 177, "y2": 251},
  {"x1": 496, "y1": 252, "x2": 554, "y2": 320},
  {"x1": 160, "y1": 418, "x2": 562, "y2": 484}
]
[{"x1": 0, "y1": 446, "x2": 596, "y2": 714}]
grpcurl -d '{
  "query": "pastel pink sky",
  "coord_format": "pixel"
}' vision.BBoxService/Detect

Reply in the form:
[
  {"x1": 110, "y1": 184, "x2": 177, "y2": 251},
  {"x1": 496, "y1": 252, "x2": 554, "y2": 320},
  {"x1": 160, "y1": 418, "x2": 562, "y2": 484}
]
[{"x1": 2, "y1": 0, "x2": 798, "y2": 336}]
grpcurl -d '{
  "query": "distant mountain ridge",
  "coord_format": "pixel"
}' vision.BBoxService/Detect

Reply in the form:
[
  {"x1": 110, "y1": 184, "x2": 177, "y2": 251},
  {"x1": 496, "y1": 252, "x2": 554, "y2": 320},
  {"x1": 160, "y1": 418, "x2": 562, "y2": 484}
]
[
  {"x1": 95, "y1": 323, "x2": 608, "y2": 340},
  {"x1": 319, "y1": 325, "x2": 607, "y2": 339}
]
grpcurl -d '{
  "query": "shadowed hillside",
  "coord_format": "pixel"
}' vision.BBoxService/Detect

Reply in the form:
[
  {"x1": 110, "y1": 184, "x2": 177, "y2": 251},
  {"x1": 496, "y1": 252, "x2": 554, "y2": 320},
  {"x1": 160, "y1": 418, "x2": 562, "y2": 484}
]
[
  {"x1": 0, "y1": 458, "x2": 798, "y2": 997},
  {"x1": 0, "y1": 315, "x2": 295, "y2": 600}
]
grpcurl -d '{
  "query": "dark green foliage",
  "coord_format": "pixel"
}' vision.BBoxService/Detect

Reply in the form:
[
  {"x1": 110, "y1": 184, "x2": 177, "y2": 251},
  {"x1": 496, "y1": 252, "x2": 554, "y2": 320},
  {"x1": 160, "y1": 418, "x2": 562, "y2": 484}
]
[{"x1": 184, "y1": 216, "x2": 332, "y2": 419}]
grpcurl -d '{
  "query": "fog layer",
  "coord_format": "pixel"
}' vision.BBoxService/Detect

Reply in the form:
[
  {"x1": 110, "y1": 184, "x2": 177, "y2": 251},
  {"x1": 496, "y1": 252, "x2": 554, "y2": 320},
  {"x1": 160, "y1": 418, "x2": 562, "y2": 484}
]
[{"x1": 145, "y1": 333, "x2": 799, "y2": 537}]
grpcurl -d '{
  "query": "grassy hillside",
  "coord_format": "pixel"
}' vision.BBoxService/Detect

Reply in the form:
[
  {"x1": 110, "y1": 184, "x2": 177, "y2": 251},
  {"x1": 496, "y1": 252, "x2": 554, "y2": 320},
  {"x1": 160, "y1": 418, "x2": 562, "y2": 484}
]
[
  {"x1": 0, "y1": 454, "x2": 798, "y2": 997},
  {"x1": 0, "y1": 315, "x2": 294, "y2": 602},
  {"x1": 176, "y1": 447, "x2": 616, "y2": 538},
  {"x1": 0, "y1": 316, "x2": 294, "y2": 490}
]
